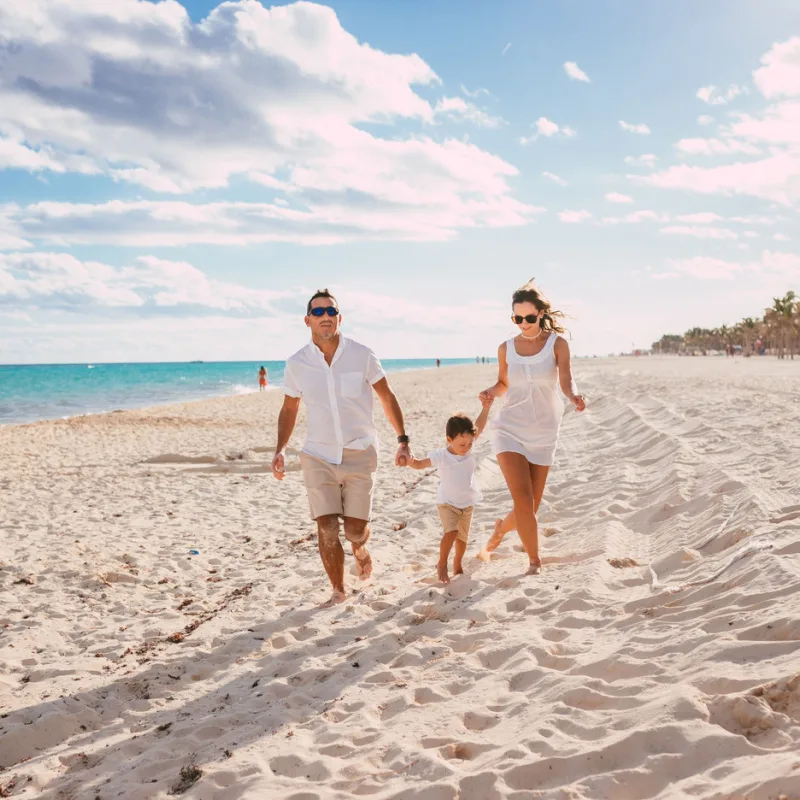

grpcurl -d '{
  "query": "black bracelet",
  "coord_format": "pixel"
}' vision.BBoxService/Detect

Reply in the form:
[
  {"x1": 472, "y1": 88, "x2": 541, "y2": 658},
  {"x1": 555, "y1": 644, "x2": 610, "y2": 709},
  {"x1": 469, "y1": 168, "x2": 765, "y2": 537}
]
[{"x1": 397, "y1": 434, "x2": 410, "y2": 444}]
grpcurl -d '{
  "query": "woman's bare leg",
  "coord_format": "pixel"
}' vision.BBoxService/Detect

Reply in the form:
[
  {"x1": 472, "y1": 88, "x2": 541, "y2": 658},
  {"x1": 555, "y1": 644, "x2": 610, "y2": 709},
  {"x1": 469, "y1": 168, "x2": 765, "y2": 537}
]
[
  {"x1": 495, "y1": 452, "x2": 540, "y2": 571},
  {"x1": 486, "y1": 464, "x2": 550, "y2": 552}
]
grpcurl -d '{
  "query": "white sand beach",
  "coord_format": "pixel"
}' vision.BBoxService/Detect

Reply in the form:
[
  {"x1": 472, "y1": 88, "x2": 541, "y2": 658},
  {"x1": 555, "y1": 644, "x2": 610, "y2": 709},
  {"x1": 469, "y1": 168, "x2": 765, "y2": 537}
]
[{"x1": 1, "y1": 357, "x2": 799, "y2": 799}]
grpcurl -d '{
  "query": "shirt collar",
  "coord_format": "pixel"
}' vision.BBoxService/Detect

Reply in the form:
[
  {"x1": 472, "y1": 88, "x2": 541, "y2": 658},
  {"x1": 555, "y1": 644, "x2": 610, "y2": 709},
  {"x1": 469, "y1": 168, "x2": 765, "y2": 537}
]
[{"x1": 308, "y1": 334, "x2": 348, "y2": 364}]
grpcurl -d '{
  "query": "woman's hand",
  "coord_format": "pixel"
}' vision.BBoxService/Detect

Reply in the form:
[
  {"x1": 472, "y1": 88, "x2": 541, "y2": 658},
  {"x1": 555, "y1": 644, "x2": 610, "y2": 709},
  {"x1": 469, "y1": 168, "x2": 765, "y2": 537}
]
[{"x1": 570, "y1": 394, "x2": 586, "y2": 412}]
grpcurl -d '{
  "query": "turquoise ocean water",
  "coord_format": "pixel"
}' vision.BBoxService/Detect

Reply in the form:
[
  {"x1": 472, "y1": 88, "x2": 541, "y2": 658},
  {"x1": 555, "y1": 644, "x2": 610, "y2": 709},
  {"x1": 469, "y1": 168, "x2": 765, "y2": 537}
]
[{"x1": 0, "y1": 359, "x2": 486, "y2": 425}]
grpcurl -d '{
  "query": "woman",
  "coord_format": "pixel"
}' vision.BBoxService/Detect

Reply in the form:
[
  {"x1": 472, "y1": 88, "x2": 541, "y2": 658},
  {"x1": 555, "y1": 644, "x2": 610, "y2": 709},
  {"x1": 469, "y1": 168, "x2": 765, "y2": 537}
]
[
  {"x1": 479, "y1": 280, "x2": 585, "y2": 574},
  {"x1": 258, "y1": 366, "x2": 268, "y2": 391}
]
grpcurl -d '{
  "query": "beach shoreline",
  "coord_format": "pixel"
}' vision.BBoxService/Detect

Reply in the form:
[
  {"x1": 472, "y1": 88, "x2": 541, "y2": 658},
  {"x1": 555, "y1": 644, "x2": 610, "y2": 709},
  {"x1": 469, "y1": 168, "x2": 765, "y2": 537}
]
[{"x1": 1, "y1": 358, "x2": 799, "y2": 798}]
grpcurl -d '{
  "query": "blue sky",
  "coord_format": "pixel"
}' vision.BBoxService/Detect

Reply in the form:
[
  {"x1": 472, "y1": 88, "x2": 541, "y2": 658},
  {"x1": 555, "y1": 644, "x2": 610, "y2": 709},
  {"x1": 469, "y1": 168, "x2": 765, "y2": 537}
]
[{"x1": 1, "y1": 0, "x2": 799, "y2": 363}]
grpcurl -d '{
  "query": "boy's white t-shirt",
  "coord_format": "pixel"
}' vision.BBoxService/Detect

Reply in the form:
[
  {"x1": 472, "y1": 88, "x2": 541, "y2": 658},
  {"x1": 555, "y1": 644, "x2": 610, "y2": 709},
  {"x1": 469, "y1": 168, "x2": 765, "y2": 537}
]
[{"x1": 427, "y1": 448, "x2": 483, "y2": 509}]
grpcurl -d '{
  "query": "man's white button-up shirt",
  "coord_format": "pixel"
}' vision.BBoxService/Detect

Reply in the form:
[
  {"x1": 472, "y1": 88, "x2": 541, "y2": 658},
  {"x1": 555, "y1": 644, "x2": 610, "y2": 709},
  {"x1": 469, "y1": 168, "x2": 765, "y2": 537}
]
[{"x1": 283, "y1": 336, "x2": 386, "y2": 465}]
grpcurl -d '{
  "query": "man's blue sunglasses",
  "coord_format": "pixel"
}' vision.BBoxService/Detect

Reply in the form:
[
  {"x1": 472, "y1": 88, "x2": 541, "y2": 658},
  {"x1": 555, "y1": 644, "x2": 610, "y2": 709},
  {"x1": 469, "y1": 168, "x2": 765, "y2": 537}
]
[{"x1": 309, "y1": 306, "x2": 339, "y2": 317}]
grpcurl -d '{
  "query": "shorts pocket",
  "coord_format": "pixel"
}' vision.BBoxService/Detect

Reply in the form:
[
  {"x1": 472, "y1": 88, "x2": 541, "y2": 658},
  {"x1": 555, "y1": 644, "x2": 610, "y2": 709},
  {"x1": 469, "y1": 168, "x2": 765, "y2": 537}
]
[{"x1": 340, "y1": 371, "x2": 365, "y2": 398}]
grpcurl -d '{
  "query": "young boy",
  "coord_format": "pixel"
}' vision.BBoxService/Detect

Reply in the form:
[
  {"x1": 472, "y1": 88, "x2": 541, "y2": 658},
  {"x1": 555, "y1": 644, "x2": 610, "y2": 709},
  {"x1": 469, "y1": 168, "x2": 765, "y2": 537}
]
[{"x1": 404, "y1": 397, "x2": 493, "y2": 583}]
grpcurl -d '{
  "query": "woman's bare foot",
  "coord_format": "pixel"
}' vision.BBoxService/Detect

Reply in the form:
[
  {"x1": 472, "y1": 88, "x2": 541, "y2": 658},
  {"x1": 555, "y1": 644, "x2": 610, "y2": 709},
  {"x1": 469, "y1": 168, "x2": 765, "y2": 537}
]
[
  {"x1": 319, "y1": 590, "x2": 347, "y2": 608},
  {"x1": 526, "y1": 558, "x2": 542, "y2": 576},
  {"x1": 437, "y1": 561, "x2": 450, "y2": 584},
  {"x1": 352, "y1": 545, "x2": 373, "y2": 580},
  {"x1": 486, "y1": 518, "x2": 505, "y2": 553}
]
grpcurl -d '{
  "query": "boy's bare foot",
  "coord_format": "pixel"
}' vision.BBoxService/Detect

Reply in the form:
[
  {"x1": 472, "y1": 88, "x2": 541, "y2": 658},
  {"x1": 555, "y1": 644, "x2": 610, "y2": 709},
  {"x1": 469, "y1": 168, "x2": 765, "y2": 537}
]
[
  {"x1": 486, "y1": 518, "x2": 505, "y2": 553},
  {"x1": 437, "y1": 562, "x2": 450, "y2": 584},
  {"x1": 353, "y1": 545, "x2": 373, "y2": 580},
  {"x1": 526, "y1": 558, "x2": 542, "y2": 576},
  {"x1": 319, "y1": 590, "x2": 347, "y2": 608}
]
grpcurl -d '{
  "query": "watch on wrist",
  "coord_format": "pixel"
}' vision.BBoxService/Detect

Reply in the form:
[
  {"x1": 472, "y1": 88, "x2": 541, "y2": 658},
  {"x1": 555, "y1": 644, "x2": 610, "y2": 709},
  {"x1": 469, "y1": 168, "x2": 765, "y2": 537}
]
[{"x1": 397, "y1": 434, "x2": 410, "y2": 444}]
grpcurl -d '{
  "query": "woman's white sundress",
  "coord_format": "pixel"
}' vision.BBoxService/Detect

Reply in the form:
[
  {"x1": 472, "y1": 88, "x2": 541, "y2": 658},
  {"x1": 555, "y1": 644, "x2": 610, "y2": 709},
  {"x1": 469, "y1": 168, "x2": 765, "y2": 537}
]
[{"x1": 489, "y1": 332, "x2": 564, "y2": 467}]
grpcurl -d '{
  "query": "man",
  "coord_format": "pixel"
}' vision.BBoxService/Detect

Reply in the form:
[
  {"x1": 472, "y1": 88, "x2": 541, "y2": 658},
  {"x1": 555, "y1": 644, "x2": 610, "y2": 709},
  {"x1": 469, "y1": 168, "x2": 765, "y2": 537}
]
[{"x1": 271, "y1": 289, "x2": 411, "y2": 606}]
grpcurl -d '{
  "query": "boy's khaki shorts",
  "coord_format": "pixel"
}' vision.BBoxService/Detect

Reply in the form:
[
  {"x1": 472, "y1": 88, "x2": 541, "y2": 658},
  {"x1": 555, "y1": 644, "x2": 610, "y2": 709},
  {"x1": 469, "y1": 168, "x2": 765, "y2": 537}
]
[
  {"x1": 299, "y1": 447, "x2": 378, "y2": 535},
  {"x1": 437, "y1": 504, "x2": 474, "y2": 543}
]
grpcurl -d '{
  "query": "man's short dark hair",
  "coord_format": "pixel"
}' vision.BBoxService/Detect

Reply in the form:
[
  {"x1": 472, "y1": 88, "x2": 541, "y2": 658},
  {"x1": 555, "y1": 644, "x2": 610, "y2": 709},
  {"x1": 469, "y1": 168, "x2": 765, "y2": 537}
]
[
  {"x1": 306, "y1": 288, "x2": 339, "y2": 315},
  {"x1": 446, "y1": 413, "x2": 476, "y2": 439}
]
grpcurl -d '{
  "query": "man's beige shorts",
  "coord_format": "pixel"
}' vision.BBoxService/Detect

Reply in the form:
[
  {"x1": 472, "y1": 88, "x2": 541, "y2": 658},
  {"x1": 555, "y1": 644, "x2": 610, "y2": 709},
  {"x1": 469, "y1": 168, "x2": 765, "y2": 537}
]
[
  {"x1": 437, "y1": 504, "x2": 474, "y2": 544},
  {"x1": 299, "y1": 447, "x2": 378, "y2": 530}
]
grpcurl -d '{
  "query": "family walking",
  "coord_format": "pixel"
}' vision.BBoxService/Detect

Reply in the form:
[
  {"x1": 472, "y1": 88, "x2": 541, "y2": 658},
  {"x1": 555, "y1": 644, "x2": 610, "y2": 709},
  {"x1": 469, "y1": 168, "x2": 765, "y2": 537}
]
[{"x1": 271, "y1": 281, "x2": 585, "y2": 605}]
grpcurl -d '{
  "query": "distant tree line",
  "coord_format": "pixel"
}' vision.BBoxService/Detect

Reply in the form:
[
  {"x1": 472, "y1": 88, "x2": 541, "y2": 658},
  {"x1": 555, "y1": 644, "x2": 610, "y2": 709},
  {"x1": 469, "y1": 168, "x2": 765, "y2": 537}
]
[{"x1": 652, "y1": 291, "x2": 798, "y2": 359}]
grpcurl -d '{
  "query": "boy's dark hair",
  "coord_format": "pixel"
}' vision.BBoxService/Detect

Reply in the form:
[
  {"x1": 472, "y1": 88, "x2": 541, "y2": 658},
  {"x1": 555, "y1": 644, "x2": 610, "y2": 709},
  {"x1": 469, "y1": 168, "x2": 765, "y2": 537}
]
[
  {"x1": 306, "y1": 288, "x2": 339, "y2": 315},
  {"x1": 446, "y1": 413, "x2": 476, "y2": 439}
]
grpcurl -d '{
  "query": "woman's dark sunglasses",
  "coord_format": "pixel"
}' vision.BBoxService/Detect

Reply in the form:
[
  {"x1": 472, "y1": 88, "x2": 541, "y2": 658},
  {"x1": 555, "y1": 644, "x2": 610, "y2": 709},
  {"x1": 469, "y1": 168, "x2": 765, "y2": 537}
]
[
  {"x1": 512, "y1": 314, "x2": 539, "y2": 324},
  {"x1": 309, "y1": 306, "x2": 339, "y2": 317}
]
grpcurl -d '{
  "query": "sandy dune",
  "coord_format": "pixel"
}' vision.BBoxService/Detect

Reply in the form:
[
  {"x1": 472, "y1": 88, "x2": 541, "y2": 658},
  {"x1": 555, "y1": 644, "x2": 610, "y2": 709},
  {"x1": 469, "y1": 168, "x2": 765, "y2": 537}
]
[{"x1": 1, "y1": 357, "x2": 799, "y2": 799}]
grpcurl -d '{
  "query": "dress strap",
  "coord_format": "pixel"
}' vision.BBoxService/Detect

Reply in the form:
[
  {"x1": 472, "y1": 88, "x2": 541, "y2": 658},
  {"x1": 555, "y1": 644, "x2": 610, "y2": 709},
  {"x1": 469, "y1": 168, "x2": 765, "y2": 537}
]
[{"x1": 505, "y1": 337, "x2": 518, "y2": 362}]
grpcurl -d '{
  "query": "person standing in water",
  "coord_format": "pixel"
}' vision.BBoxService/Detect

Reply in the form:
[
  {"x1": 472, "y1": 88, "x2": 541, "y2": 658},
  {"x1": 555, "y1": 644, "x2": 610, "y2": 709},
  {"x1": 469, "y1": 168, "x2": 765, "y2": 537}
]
[
  {"x1": 258, "y1": 366, "x2": 268, "y2": 391},
  {"x1": 479, "y1": 280, "x2": 585, "y2": 574}
]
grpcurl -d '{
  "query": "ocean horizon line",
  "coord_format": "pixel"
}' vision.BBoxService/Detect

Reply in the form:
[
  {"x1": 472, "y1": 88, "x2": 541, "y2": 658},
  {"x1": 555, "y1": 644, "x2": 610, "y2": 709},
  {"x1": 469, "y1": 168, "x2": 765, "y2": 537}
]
[{"x1": 0, "y1": 357, "x2": 494, "y2": 426}]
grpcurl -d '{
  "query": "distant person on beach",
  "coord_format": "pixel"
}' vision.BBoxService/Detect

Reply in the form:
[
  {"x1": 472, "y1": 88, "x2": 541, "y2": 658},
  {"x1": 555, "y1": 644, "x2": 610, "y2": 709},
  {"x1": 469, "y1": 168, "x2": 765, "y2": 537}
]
[
  {"x1": 403, "y1": 398, "x2": 493, "y2": 584},
  {"x1": 258, "y1": 366, "x2": 268, "y2": 391},
  {"x1": 479, "y1": 279, "x2": 585, "y2": 574},
  {"x1": 436, "y1": 358, "x2": 441, "y2": 368},
  {"x1": 271, "y1": 289, "x2": 411, "y2": 606}
]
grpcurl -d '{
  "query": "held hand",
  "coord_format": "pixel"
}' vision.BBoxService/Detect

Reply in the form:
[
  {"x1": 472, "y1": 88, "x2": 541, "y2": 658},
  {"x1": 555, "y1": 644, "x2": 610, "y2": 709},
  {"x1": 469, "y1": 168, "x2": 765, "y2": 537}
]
[
  {"x1": 570, "y1": 394, "x2": 586, "y2": 412},
  {"x1": 395, "y1": 442, "x2": 411, "y2": 467},
  {"x1": 271, "y1": 452, "x2": 286, "y2": 480},
  {"x1": 478, "y1": 388, "x2": 496, "y2": 405}
]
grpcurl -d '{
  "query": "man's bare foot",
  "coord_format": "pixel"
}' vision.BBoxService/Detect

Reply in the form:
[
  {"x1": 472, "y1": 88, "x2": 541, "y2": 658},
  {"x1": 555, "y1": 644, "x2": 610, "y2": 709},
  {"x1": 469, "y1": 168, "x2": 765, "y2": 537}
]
[
  {"x1": 453, "y1": 562, "x2": 464, "y2": 576},
  {"x1": 486, "y1": 518, "x2": 505, "y2": 553},
  {"x1": 526, "y1": 558, "x2": 542, "y2": 576},
  {"x1": 437, "y1": 562, "x2": 450, "y2": 584},
  {"x1": 353, "y1": 545, "x2": 373, "y2": 580},
  {"x1": 319, "y1": 590, "x2": 347, "y2": 608}
]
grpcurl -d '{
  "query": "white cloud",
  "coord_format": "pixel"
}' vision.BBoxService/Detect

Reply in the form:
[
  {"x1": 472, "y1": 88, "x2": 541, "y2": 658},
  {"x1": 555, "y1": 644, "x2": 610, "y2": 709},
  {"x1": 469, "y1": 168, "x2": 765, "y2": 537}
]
[
  {"x1": 564, "y1": 61, "x2": 591, "y2": 83},
  {"x1": 667, "y1": 256, "x2": 743, "y2": 279},
  {"x1": 675, "y1": 137, "x2": 761, "y2": 156},
  {"x1": 774, "y1": 232, "x2": 791, "y2": 241},
  {"x1": 543, "y1": 171, "x2": 568, "y2": 186},
  {"x1": 460, "y1": 84, "x2": 491, "y2": 99},
  {"x1": 675, "y1": 212, "x2": 724, "y2": 224},
  {"x1": 660, "y1": 225, "x2": 739, "y2": 240},
  {"x1": 665, "y1": 249, "x2": 800, "y2": 281},
  {"x1": 675, "y1": 138, "x2": 761, "y2": 156},
  {"x1": 434, "y1": 96, "x2": 505, "y2": 128},
  {"x1": 601, "y1": 210, "x2": 666, "y2": 225},
  {"x1": 753, "y1": 38, "x2": 800, "y2": 98},
  {"x1": 0, "y1": 0, "x2": 529, "y2": 243},
  {"x1": 696, "y1": 84, "x2": 745, "y2": 105},
  {"x1": 624, "y1": 154, "x2": 658, "y2": 167},
  {"x1": 605, "y1": 192, "x2": 633, "y2": 204},
  {"x1": 7, "y1": 188, "x2": 544, "y2": 248},
  {"x1": 558, "y1": 209, "x2": 592, "y2": 223},
  {"x1": 0, "y1": 252, "x2": 290, "y2": 313},
  {"x1": 619, "y1": 121, "x2": 651, "y2": 135},
  {"x1": 502, "y1": 42, "x2": 511, "y2": 56},
  {"x1": 697, "y1": 115, "x2": 715, "y2": 126},
  {"x1": 520, "y1": 117, "x2": 576, "y2": 145},
  {"x1": 647, "y1": 38, "x2": 800, "y2": 205}
]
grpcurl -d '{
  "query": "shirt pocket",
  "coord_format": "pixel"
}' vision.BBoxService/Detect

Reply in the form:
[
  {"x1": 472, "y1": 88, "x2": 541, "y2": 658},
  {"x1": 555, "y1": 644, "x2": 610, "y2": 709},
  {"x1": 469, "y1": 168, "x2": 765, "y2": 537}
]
[{"x1": 340, "y1": 371, "x2": 365, "y2": 398}]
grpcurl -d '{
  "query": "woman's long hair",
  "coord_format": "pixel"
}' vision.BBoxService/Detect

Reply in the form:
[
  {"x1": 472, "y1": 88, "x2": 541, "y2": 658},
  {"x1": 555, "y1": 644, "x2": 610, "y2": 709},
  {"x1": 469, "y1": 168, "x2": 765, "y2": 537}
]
[{"x1": 512, "y1": 279, "x2": 567, "y2": 334}]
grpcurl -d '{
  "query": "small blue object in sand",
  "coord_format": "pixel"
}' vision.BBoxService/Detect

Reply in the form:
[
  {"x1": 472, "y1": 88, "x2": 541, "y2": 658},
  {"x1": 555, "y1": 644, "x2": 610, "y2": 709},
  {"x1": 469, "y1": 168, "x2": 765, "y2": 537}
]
[{"x1": 189, "y1": 549, "x2": 200, "y2": 555}]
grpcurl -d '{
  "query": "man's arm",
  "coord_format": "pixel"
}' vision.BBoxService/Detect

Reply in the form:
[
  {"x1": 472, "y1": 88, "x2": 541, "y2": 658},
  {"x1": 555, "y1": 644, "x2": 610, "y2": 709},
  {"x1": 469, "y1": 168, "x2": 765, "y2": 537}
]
[
  {"x1": 371, "y1": 377, "x2": 410, "y2": 466},
  {"x1": 271, "y1": 395, "x2": 301, "y2": 480}
]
